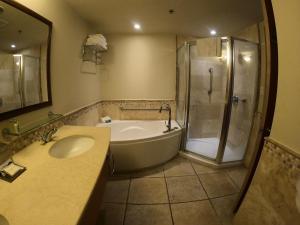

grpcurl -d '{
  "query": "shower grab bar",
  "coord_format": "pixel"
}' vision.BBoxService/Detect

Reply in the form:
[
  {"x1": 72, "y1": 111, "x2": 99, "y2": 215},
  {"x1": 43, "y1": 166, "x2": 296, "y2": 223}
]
[
  {"x1": 120, "y1": 106, "x2": 162, "y2": 111},
  {"x1": 208, "y1": 68, "x2": 213, "y2": 95}
]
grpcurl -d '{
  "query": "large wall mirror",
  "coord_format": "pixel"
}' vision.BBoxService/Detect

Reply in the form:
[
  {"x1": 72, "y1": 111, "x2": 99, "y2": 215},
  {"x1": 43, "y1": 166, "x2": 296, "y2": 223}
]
[{"x1": 0, "y1": 0, "x2": 52, "y2": 121}]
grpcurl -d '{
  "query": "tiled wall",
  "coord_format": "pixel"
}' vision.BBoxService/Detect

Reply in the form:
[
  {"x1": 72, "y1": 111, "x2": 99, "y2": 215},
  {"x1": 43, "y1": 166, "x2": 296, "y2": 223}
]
[
  {"x1": 234, "y1": 138, "x2": 300, "y2": 225},
  {"x1": 99, "y1": 100, "x2": 176, "y2": 121}
]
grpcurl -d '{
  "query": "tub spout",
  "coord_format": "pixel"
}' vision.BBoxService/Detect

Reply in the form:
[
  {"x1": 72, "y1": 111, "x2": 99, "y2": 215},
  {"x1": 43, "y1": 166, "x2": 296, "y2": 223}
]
[{"x1": 159, "y1": 103, "x2": 173, "y2": 132}]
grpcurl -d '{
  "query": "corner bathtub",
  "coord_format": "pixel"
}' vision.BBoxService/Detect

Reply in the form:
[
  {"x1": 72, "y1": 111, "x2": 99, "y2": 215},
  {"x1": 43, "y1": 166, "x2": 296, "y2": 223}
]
[{"x1": 97, "y1": 120, "x2": 182, "y2": 172}]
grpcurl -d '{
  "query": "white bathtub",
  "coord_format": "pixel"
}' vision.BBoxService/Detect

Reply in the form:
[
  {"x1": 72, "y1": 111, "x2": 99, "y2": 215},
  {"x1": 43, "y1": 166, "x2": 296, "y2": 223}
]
[{"x1": 97, "y1": 120, "x2": 182, "y2": 172}]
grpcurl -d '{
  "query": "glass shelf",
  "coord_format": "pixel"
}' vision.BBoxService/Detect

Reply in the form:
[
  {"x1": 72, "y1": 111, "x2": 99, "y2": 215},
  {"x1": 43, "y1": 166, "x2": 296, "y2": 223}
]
[{"x1": 3, "y1": 112, "x2": 63, "y2": 137}]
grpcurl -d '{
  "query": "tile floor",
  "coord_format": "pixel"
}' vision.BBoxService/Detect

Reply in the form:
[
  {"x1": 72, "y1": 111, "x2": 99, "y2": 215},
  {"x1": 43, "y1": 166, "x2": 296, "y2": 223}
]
[{"x1": 101, "y1": 156, "x2": 248, "y2": 225}]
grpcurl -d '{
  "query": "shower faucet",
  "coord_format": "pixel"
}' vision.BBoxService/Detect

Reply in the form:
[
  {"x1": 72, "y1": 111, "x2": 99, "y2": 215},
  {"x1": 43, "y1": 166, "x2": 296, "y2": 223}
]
[{"x1": 159, "y1": 104, "x2": 177, "y2": 133}]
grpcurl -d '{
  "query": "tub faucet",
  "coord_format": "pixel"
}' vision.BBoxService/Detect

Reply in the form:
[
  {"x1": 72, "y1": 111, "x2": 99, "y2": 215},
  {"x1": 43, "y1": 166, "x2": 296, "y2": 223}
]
[
  {"x1": 159, "y1": 104, "x2": 176, "y2": 133},
  {"x1": 41, "y1": 127, "x2": 57, "y2": 144}
]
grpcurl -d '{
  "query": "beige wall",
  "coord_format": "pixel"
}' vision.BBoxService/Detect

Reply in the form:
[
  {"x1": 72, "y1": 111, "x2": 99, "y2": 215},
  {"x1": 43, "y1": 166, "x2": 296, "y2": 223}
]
[
  {"x1": 15, "y1": 0, "x2": 102, "y2": 114},
  {"x1": 234, "y1": 24, "x2": 260, "y2": 43},
  {"x1": 0, "y1": 0, "x2": 101, "y2": 130},
  {"x1": 99, "y1": 34, "x2": 176, "y2": 100},
  {"x1": 270, "y1": 0, "x2": 300, "y2": 153}
]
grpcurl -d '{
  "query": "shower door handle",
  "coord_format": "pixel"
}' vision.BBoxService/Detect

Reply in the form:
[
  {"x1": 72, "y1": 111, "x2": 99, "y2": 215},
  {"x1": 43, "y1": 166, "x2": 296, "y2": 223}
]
[
  {"x1": 232, "y1": 95, "x2": 239, "y2": 104},
  {"x1": 232, "y1": 95, "x2": 247, "y2": 104}
]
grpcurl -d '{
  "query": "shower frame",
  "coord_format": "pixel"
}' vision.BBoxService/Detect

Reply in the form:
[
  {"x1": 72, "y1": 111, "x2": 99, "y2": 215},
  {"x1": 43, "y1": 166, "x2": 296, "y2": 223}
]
[{"x1": 177, "y1": 37, "x2": 260, "y2": 164}]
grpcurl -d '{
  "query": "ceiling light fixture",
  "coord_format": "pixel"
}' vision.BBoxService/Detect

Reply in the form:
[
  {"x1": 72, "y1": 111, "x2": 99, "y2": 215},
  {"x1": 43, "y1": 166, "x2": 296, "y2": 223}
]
[
  {"x1": 11, "y1": 44, "x2": 16, "y2": 48},
  {"x1": 210, "y1": 30, "x2": 217, "y2": 36},
  {"x1": 133, "y1": 23, "x2": 141, "y2": 30}
]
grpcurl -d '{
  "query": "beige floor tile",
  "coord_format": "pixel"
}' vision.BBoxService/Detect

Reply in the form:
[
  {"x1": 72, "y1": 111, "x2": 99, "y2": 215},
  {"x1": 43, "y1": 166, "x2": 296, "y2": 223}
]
[
  {"x1": 164, "y1": 157, "x2": 195, "y2": 177},
  {"x1": 171, "y1": 201, "x2": 221, "y2": 225},
  {"x1": 102, "y1": 203, "x2": 126, "y2": 225},
  {"x1": 192, "y1": 162, "x2": 219, "y2": 174},
  {"x1": 131, "y1": 166, "x2": 164, "y2": 178},
  {"x1": 226, "y1": 167, "x2": 248, "y2": 189},
  {"x1": 124, "y1": 204, "x2": 172, "y2": 225},
  {"x1": 128, "y1": 178, "x2": 168, "y2": 204},
  {"x1": 166, "y1": 176, "x2": 208, "y2": 203},
  {"x1": 103, "y1": 179, "x2": 130, "y2": 203},
  {"x1": 211, "y1": 194, "x2": 238, "y2": 225},
  {"x1": 198, "y1": 172, "x2": 238, "y2": 198}
]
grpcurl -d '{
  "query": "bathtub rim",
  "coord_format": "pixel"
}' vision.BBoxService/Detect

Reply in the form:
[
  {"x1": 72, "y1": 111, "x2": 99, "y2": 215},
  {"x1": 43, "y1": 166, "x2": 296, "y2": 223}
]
[
  {"x1": 110, "y1": 129, "x2": 182, "y2": 145},
  {"x1": 97, "y1": 120, "x2": 182, "y2": 144}
]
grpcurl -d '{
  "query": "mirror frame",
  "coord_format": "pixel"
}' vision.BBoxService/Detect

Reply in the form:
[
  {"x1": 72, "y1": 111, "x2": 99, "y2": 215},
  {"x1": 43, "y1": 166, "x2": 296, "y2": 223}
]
[{"x1": 0, "y1": 0, "x2": 52, "y2": 121}]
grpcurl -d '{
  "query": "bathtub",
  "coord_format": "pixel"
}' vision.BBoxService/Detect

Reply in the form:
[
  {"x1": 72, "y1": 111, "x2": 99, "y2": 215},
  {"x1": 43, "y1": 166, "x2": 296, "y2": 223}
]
[{"x1": 97, "y1": 120, "x2": 182, "y2": 172}]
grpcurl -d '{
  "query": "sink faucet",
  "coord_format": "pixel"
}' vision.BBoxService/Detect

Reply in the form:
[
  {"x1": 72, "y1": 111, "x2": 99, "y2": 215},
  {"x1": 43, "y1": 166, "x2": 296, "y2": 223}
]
[
  {"x1": 41, "y1": 127, "x2": 57, "y2": 144},
  {"x1": 159, "y1": 103, "x2": 177, "y2": 133}
]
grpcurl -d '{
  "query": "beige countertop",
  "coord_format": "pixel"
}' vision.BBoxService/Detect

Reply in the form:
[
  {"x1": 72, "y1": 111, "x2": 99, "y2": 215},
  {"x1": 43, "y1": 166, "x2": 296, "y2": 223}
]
[{"x1": 0, "y1": 125, "x2": 110, "y2": 225}]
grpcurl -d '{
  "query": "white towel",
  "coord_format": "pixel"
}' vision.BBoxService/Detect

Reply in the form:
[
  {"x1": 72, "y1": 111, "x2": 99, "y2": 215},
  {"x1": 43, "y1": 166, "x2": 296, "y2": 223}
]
[{"x1": 86, "y1": 34, "x2": 107, "y2": 50}]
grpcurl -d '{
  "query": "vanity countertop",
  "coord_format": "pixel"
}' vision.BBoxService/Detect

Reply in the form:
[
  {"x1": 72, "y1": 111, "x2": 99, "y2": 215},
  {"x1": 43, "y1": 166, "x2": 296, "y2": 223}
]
[{"x1": 0, "y1": 125, "x2": 110, "y2": 225}]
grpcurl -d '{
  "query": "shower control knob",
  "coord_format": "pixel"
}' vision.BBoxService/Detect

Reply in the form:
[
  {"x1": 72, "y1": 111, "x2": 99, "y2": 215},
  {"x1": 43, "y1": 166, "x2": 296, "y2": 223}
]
[{"x1": 232, "y1": 95, "x2": 239, "y2": 104}]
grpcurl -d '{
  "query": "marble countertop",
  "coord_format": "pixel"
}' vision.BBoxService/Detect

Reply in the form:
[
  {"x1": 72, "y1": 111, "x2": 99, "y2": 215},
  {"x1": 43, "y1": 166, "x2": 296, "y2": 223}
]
[{"x1": 0, "y1": 125, "x2": 110, "y2": 225}]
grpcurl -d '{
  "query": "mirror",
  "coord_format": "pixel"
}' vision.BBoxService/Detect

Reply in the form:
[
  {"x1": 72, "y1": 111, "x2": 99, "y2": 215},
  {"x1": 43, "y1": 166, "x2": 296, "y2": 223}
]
[{"x1": 0, "y1": 0, "x2": 52, "y2": 121}]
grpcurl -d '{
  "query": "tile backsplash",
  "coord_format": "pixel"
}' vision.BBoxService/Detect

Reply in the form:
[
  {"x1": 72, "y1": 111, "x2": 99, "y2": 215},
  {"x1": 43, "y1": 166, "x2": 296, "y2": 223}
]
[{"x1": 100, "y1": 100, "x2": 176, "y2": 121}]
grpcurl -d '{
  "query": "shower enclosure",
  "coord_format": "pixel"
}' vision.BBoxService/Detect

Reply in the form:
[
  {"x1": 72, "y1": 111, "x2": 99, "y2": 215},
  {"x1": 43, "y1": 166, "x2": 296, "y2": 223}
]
[
  {"x1": 177, "y1": 37, "x2": 259, "y2": 164},
  {"x1": 0, "y1": 54, "x2": 42, "y2": 113}
]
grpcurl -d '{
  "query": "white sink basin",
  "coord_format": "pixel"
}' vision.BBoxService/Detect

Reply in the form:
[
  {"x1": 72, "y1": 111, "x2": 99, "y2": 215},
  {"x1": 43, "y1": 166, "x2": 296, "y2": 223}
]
[
  {"x1": 0, "y1": 215, "x2": 9, "y2": 225},
  {"x1": 49, "y1": 135, "x2": 95, "y2": 159}
]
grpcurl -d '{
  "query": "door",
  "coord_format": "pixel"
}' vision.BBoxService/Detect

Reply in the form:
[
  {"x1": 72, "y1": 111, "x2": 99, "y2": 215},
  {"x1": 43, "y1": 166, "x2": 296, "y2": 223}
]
[{"x1": 222, "y1": 39, "x2": 259, "y2": 162}]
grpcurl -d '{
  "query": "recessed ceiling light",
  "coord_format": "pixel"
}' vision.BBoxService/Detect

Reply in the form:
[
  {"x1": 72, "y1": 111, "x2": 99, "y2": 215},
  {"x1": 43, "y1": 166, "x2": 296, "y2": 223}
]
[
  {"x1": 11, "y1": 44, "x2": 16, "y2": 48},
  {"x1": 133, "y1": 23, "x2": 141, "y2": 30},
  {"x1": 210, "y1": 30, "x2": 217, "y2": 36}
]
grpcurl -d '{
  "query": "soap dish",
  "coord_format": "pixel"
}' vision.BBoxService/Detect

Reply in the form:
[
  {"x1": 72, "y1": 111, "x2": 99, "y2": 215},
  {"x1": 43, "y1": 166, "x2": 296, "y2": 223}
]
[{"x1": 0, "y1": 158, "x2": 26, "y2": 183}]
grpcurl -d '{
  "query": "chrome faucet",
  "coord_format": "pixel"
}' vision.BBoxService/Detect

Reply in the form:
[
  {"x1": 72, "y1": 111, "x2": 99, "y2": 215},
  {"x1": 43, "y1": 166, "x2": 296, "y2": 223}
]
[
  {"x1": 41, "y1": 127, "x2": 57, "y2": 144},
  {"x1": 159, "y1": 104, "x2": 177, "y2": 133}
]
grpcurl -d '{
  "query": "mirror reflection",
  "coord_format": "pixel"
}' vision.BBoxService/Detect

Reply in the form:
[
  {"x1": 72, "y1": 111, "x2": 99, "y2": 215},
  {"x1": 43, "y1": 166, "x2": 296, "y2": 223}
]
[{"x1": 0, "y1": 0, "x2": 51, "y2": 115}]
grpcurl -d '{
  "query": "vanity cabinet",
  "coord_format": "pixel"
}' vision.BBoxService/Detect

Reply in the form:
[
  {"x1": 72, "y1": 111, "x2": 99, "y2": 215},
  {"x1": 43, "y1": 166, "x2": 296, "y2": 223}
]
[{"x1": 78, "y1": 157, "x2": 110, "y2": 225}]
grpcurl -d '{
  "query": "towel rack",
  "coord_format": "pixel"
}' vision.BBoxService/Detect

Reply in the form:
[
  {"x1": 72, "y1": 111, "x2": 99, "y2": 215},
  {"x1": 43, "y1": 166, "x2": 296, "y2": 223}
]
[
  {"x1": 82, "y1": 36, "x2": 107, "y2": 65},
  {"x1": 119, "y1": 106, "x2": 161, "y2": 111}
]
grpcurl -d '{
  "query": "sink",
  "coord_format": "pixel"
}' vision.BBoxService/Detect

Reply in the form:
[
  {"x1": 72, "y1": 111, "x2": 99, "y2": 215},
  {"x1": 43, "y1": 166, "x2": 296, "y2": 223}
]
[
  {"x1": 0, "y1": 215, "x2": 9, "y2": 225},
  {"x1": 49, "y1": 135, "x2": 95, "y2": 159}
]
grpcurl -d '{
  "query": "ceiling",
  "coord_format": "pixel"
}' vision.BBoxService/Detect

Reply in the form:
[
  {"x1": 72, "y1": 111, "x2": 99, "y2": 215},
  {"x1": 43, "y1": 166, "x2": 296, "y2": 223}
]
[{"x1": 64, "y1": 0, "x2": 263, "y2": 37}]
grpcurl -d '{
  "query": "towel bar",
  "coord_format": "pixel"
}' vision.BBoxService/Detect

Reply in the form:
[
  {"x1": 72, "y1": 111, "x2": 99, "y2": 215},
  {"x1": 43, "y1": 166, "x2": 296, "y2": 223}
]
[{"x1": 119, "y1": 106, "x2": 161, "y2": 111}]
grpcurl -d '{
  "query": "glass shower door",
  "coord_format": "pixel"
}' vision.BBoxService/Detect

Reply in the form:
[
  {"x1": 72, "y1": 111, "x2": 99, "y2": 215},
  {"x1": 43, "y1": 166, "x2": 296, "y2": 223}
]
[
  {"x1": 186, "y1": 42, "x2": 228, "y2": 160},
  {"x1": 176, "y1": 44, "x2": 189, "y2": 128},
  {"x1": 22, "y1": 56, "x2": 42, "y2": 106},
  {"x1": 222, "y1": 40, "x2": 259, "y2": 162}
]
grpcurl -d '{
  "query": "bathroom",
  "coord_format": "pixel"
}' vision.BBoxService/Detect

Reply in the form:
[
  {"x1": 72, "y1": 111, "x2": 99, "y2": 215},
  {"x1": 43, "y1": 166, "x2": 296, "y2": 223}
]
[{"x1": 0, "y1": 0, "x2": 299, "y2": 225}]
